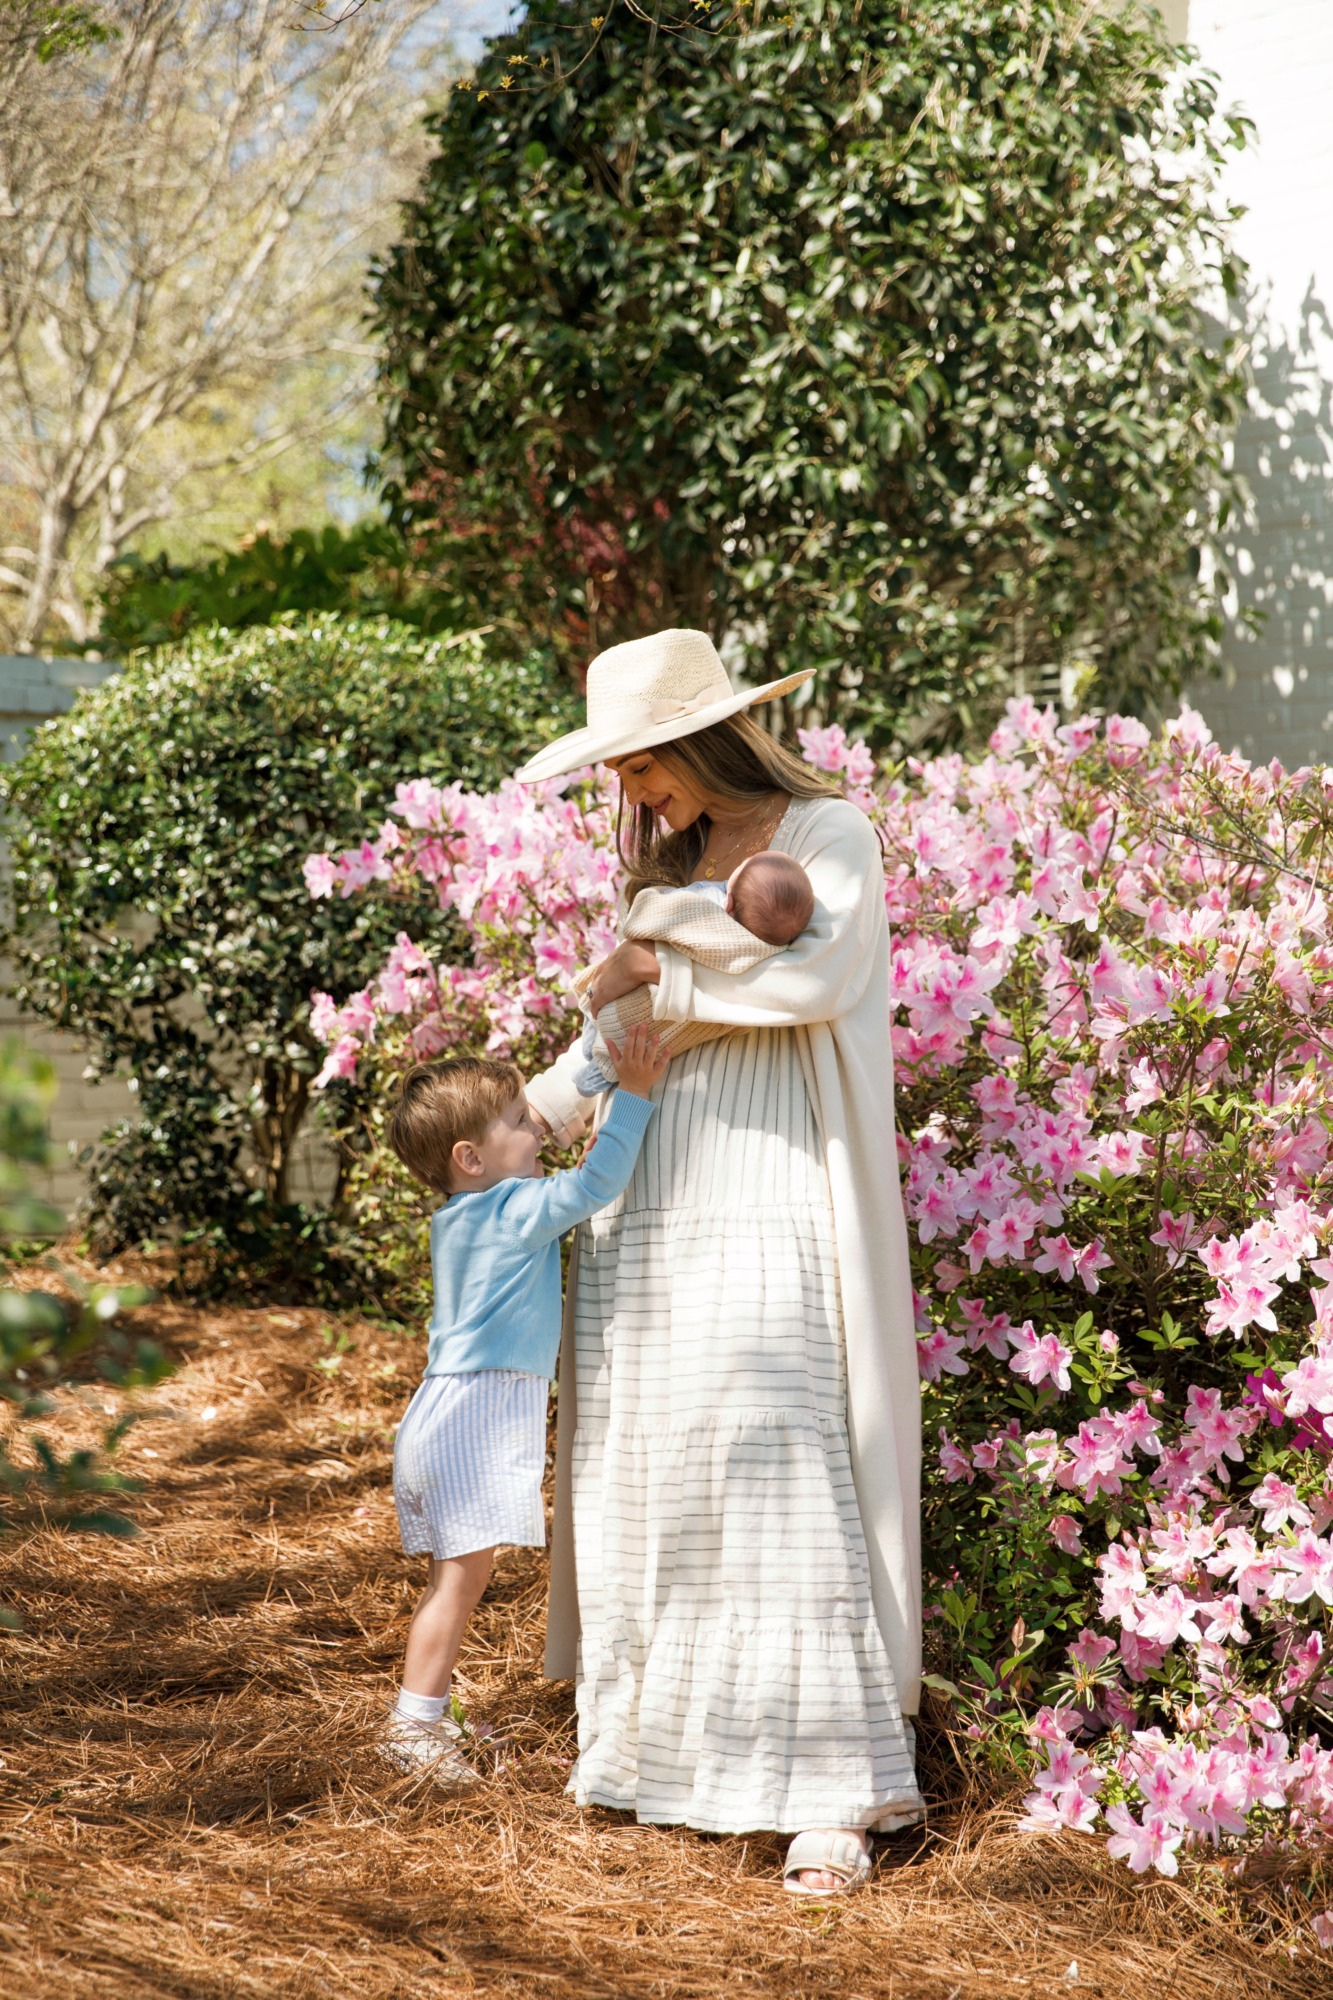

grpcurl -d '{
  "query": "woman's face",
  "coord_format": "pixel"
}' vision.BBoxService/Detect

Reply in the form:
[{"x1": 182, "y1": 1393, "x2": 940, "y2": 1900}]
[{"x1": 606, "y1": 748, "x2": 710, "y2": 831}]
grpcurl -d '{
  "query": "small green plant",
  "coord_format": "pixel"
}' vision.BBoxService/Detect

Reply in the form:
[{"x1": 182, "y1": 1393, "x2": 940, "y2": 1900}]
[{"x1": 0, "y1": 1039, "x2": 166, "y2": 1620}]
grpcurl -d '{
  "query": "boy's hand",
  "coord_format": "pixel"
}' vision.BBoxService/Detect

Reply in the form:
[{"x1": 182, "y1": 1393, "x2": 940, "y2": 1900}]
[{"x1": 603, "y1": 1023, "x2": 670, "y2": 1098}]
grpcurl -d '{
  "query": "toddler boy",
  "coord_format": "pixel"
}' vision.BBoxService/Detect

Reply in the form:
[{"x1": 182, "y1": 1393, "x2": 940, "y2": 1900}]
[{"x1": 380, "y1": 1024, "x2": 668, "y2": 1785}]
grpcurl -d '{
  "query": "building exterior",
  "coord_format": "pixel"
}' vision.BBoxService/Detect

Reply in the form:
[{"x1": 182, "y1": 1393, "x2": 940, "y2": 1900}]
[
  {"x1": 1176, "y1": 0, "x2": 1333, "y2": 768},
  {"x1": 0, "y1": 657, "x2": 137, "y2": 1213}
]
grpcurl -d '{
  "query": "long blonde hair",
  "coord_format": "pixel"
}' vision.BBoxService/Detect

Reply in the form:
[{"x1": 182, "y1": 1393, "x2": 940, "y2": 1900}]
[{"x1": 617, "y1": 710, "x2": 839, "y2": 900}]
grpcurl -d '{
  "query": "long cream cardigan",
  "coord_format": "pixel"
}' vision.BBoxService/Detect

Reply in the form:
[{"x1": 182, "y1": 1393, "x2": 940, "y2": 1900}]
[{"x1": 525, "y1": 794, "x2": 923, "y2": 1718}]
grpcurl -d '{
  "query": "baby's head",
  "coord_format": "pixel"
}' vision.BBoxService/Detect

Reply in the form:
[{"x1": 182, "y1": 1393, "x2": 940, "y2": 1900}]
[
  {"x1": 388, "y1": 1055, "x2": 542, "y2": 1196},
  {"x1": 726, "y1": 850, "x2": 814, "y2": 948}
]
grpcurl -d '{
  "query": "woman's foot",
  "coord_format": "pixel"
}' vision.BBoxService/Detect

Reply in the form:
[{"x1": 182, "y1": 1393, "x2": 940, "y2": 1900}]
[{"x1": 783, "y1": 1827, "x2": 872, "y2": 1896}]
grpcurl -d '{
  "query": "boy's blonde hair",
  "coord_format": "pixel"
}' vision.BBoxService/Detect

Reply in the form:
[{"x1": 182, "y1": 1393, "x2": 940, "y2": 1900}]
[{"x1": 388, "y1": 1056, "x2": 524, "y2": 1194}]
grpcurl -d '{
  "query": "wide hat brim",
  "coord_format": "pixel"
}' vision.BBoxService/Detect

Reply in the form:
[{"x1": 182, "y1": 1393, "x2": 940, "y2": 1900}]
[{"x1": 514, "y1": 668, "x2": 815, "y2": 784}]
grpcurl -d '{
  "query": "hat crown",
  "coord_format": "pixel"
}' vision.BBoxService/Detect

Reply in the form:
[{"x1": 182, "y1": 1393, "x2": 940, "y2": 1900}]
[{"x1": 585, "y1": 629, "x2": 730, "y2": 728}]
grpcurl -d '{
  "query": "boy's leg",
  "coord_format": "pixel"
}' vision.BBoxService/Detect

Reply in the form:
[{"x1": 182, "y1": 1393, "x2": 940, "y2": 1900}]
[
  {"x1": 380, "y1": 1547, "x2": 496, "y2": 1785},
  {"x1": 401, "y1": 1546, "x2": 495, "y2": 1699}
]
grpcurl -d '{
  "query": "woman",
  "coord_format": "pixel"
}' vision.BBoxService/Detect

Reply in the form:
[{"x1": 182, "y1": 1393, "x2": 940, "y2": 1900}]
[{"x1": 520, "y1": 630, "x2": 923, "y2": 1894}]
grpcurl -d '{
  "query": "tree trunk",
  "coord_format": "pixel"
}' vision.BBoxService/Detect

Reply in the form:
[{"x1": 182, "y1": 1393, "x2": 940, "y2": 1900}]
[{"x1": 17, "y1": 490, "x2": 76, "y2": 650}]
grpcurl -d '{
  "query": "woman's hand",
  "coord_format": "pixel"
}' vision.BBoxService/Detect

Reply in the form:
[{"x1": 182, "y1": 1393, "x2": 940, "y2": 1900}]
[{"x1": 587, "y1": 941, "x2": 660, "y2": 1017}]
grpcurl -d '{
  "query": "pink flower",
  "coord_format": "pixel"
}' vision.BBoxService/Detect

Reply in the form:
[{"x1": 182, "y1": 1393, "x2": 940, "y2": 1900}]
[
  {"x1": 303, "y1": 853, "x2": 337, "y2": 899},
  {"x1": 1008, "y1": 1322, "x2": 1073, "y2": 1394},
  {"x1": 314, "y1": 1035, "x2": 361, "y2": 1088},
  {"x1": 1105, "y1": 714, "x2": 1151, "y2": 765},
  {"x1": 1048, "y1": 1513, "x2": 1084, "y2": 1555},
  {"x1": 1074, "y1": 1240, "x2": 1113, "y2": 1293},
  {"x1": 1104, "y1": 1804, "x2": 1183, "y2": 1876},
  {"x1": 1276, "y1": 1532, "x2": 1333, "y2": 1607},
  {"x1": 1282, "y1": 1349, "x2": 1333, "y2": 1419},
  {"x1": 985, "y1": 1200, "x2": 1042, "y2": 1261},
  {"x1": 309, "y1": 991, "x2": 340, "y2": 1041},
  {"x1": 1033, "y1": 1234, "x2": 1078, "y2": 1283},
  {"x1": 938, "y1": 1428, "x2": 974, "y2": 1483},
  {"x1": 798, "y1": 723, "x2": 851, "y2": 773},
  {"x1": 917, "y1": 1329, "x2": 969, "y2": 1383},
  {"x1": 1068, "y1": 1628, "x2": 1115, "y2": 1670},
  {"x1": 1096, "y1": 1130, "x2": 1149, "y2": 1178},
  {"x1": 1249, "y1": 1473, "x2": 1313, "y2": 1535}
]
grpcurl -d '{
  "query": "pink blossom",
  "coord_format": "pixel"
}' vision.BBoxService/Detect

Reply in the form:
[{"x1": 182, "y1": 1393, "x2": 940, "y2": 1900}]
[
  {"x1": 916, "y1": 1329, "x2": 970, "y2": 1383},
  {"x1": 1104, "y1": 1805, "x2": 1183, "y2": 1876},
  {"x1": 309, "y1": 991, "x2": 340, "y2": 1041},
  {"x1": 1282, "y1": 1349, "x2": 1333, "y2": 1419},
  {"x1": 1062, "y1": 1423, "x2": 1134, "y2": 1500},
  {"x1": 985, "y1": 1200, "x2": 1042, "y2": 1262},
  {"x1": 797, "y1": 723, "x2": 852, "y2": 773},
  {"x1": 1008, "y1": 1322, "x2": 1073, "y2": 1394},
  {"x1": 1068, "y1": 1629, "x2": 1116, "y2": 1670},
  {"x1": 314, "y1": 1036, "x2": 362, "y2": 1088},
  {"x1": 303, "y1": 853, "x2": 338, "y2": 899},
  {"x1": 1105, "y1": 714, "x2": 1151, "y2": 765},
  {"x1": 938, "y1": 1428, "x2": 974, "y2": 1483},
  {"x1": 1033, "y1": 1233, "x2": 1078, "y2": 1282},
  {"x1": 1096, "y1": 1130, "x2": 1150, "y2": 1178},
  {"x1": 1276, "y1": 1532, "x2": 1333, "y2": 1607},
  {"x1": 1048, "y1": 1513, "x2": 1083, "y2": 1555},
  {"x1": 1249, "y1": 1473, "x2": 1313, "y2": 1535},
  {"x1": 1074, "y1": 1240, "x2": 1113, "y2": 1293}
]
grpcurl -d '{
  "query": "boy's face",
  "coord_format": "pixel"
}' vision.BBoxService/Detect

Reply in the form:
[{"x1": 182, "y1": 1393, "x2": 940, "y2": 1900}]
[{"x1": 449, "y1": 1091, "x2": 544, "y2": 1193}]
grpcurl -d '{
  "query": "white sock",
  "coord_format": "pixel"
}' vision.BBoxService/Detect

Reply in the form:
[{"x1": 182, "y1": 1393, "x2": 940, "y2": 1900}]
[{"x1": 395, "y1": 1687, "x2": 447, "y2": 1726}]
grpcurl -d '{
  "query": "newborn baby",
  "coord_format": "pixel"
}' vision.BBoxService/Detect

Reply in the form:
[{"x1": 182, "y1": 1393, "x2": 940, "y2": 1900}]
[{"x1": 573, "y1": 849, "x2": 815, "y2": 1096}]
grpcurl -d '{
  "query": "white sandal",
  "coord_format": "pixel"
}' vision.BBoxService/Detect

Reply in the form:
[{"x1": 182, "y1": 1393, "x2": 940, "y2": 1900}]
[{"x1": 782, "y1": 1830, "x2": 873, "y2": 1896}]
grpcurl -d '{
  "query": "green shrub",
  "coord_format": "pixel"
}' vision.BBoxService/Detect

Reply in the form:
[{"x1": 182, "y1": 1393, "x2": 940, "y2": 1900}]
[
  {"x1": 0, "y1": 616, "x2": 579, "y2": 1273},
  {"x1": 0, "y1": 1037, "x2": 164, "y2": 1590},
  {"x1": 373, "y1": 0, "x2": 1248, "y2": 743},
  {"x1": 95, "y1": 520, "x2": 480, "y2": 654}
]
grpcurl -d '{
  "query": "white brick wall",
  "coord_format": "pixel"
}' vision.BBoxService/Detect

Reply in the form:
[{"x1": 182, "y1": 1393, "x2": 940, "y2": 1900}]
[{"x1": 1181, "y1": 1, "x2": 1333, "y2": 769}]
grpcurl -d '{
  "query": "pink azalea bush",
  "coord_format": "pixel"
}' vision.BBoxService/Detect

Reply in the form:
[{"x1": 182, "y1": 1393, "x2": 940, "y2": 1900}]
[{"x1": 306, "y1": 702, "x2": 1333, "y2": 1936}]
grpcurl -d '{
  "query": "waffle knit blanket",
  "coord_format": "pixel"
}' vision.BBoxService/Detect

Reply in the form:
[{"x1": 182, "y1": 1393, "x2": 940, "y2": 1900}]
[{"x1": 574, "y1": 883, "x2": 780, "y2": 1081}]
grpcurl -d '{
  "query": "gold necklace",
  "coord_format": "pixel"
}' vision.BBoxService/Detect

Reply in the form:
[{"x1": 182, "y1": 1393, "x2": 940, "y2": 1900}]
[{"x1": 701, "y1": 797, "x2": 786, "y2": 879}]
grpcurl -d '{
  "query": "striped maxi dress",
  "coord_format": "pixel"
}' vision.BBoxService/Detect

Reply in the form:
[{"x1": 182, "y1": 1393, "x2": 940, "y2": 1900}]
[{"x1": 565, "y1": 1025, "x2": 923, "y2": 1834}]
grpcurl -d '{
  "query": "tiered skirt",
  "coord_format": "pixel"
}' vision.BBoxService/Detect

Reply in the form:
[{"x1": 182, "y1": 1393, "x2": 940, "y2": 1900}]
[{"x1": 569, "y1": 1028, "x2": 923, "y2": 1834}]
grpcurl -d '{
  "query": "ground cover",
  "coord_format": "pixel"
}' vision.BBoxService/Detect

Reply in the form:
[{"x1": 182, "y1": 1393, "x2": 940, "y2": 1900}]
[{"x1": 1, "y1": 1291, "x2": 1324, "y2": 1998}]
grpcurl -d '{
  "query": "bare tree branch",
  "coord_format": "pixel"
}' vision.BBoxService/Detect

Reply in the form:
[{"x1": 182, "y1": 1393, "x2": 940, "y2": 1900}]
[{"x1": 0, "y1": 0, "x2": 455, "y2": 647}]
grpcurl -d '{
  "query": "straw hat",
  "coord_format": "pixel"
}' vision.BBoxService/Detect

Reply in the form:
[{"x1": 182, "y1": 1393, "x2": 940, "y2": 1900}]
[{"x1": 513, "y1": 629, "x2": 814, "y2": 784}]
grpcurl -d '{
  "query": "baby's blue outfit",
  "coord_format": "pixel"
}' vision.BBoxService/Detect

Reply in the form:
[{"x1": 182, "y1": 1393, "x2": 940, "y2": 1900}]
[
  {"x1": 573, "y1": 878, "x2": 729, "y2": 1097},
  {"x1": 423, "y1": 1088, "x2": 655, "y2": 1380}
]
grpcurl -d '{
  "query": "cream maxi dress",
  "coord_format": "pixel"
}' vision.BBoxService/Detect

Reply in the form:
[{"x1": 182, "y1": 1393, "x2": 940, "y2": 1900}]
[{"x1": 526, "y1": 795, "x2": 923, "y2": 1834}]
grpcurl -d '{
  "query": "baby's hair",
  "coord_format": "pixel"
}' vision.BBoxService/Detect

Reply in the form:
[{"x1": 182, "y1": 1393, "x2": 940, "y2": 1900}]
[
  {"x1": 388, "y1": 1056, "x2": 524, "y2": 1194},
  {"x1": 731, "y1": 851, "x2": 814, "y2": 947}
]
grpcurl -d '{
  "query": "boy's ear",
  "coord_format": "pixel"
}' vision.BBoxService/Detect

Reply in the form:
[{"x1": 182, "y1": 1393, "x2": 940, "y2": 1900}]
[{"x1": 451, "y1": 1137, "x2": 484, "y2": 1181}]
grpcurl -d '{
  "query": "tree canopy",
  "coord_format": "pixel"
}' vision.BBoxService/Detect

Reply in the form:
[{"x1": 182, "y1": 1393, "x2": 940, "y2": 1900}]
[{"x1": 373, "y1": 0, "x2": 1249, "y2": 744}]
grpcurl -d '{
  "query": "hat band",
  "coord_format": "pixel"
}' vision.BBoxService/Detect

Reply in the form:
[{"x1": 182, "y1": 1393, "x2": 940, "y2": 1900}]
[{"x1": 589, "y1": 684, "x2": 731, "y2": 735}]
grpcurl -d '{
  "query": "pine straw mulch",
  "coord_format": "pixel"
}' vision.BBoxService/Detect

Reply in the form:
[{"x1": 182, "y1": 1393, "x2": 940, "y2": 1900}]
[{"x1": 1, "y1": 1289, "x2": 1330, "y2": 2000}]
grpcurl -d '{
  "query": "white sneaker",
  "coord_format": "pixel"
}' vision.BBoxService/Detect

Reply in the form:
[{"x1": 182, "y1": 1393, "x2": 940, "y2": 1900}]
[{"x1": 378, "y1": 1713, "x2": 479, "y2": 1788}]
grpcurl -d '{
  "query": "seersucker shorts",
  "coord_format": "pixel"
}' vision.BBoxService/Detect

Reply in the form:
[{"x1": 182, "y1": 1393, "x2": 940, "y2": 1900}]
[{"x1": 392, "y1": 1369, "x2": 548, "y2": 1559}]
